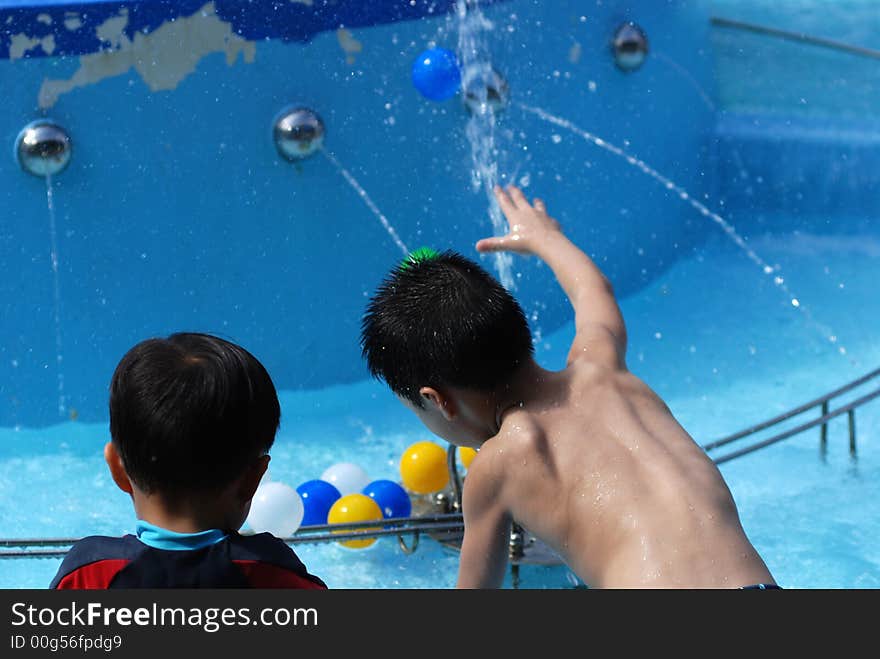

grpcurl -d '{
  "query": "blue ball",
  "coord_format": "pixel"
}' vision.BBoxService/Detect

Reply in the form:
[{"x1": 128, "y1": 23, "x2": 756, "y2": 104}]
[
  {"x1": 362, "y1": 479, "x2": 412, "y2": 520},
  {"x1": 296, "y1": 479, "x2": 342, "y2": 526},
  {"x1": 411, "y1": 47, "x2": 461, "y2": 101}
]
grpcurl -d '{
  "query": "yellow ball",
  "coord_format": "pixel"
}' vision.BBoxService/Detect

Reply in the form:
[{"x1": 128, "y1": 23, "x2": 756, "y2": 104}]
[
  {"x1": 400, "y1": 441, "x2": 449, "y2": 494},
  {"x1": 458, "y1": 447, "x2": 477, "y2": 469},
  {"x1": 327, "y1": 493, "x2": 383, "y2": 549}
]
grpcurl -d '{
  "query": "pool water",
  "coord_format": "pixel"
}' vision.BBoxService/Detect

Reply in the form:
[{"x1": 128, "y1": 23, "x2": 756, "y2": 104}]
[{"x1": 2, "y1": 225, "x2": 877, "y2": 589}]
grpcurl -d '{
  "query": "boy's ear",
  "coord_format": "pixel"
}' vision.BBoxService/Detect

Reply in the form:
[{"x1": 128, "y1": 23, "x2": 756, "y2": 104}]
[
  {"x1": 103, "y1": 441, "x2": 133, "y2": 495},
  {"x1": 419, "y1": 386, "x2": 456, "y2": 420},
  {"x1": 238, "y1": 455, "x2": 271, "y2": 503}
]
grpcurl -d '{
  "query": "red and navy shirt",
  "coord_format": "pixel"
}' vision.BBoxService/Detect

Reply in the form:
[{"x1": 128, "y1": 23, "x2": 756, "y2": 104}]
[{"x1": 50, "y1": 529, "x2": 327, "y2": 589}]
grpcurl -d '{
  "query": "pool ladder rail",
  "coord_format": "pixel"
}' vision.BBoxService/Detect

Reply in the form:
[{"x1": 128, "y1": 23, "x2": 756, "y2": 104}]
[
  {"x1": 1, "y1": 366, "x2": 878, "y2": 565},
  {"x1": 710, "y1": 16, "x2": 880, "y2": 62},
  {"x1": 0, "y1": 513, "x2": 465, "y2": 561},
  {"x1": 701, "y1": 365, "x2": 880, "y2": 464}
]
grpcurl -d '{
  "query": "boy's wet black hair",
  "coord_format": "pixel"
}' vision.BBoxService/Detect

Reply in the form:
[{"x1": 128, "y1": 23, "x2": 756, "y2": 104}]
[
  {"x1": 360, "y1": 250, "x2": 534, "y2": 406},
  {"x1": 109, "y1": 332, "x2": 280, "y2": 497}
]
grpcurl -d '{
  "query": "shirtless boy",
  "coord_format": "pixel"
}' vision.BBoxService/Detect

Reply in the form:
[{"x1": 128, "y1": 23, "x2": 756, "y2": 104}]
[{"x1": 360, "y1": 185, "x2": 777, "y2": 589}]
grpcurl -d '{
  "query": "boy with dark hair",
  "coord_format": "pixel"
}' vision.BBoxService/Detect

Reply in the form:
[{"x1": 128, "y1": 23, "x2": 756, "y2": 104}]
[
  {"x1": 51, "y1": 332, "x2": 326, "y2": 589},
  {"x1": 361, "y1": 185, "x2": 777, "y2": 589}
]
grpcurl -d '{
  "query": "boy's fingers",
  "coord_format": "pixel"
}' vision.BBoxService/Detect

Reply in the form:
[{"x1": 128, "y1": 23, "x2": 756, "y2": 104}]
[
  {"x1": 507, "y1": 185, "x2": 528, "y2": 207},
  {"x1": 494, "y1": 185, "x2": 517, "y2": 215},
  {"x1": 476, "y1": 236, "x2": 507, "y2": 253},
  {"x1": 493, "y1": 184, "x2": 509, "y2": 199}
]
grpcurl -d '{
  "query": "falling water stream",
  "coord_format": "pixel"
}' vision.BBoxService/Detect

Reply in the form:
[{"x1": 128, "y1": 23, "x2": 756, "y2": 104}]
[
  {"x1": 512, "y1": 101, "x2": 847, "y2": 357},
  {"x1": 44, "y1": 173, "x2": 66, "y2": 417},
  {"x1": 321, "y1": 149, "x2": 409, "y2": 257},
  {"x1": 455, "y1": 0, "x2": 516, "y2": 290}
]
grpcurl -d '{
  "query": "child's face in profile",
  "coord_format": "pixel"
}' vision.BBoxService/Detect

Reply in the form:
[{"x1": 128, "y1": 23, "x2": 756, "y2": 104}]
[{"x1": 397, "y1": 394, "x2": 486, "y2": 450}]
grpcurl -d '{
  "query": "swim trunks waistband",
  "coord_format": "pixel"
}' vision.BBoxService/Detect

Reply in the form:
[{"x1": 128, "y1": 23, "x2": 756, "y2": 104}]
[{"x1": 740, "y1": 583, "x2": 782, "y2": 590}]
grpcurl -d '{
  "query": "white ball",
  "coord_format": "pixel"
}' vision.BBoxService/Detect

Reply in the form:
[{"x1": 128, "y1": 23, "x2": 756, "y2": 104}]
[
  {"x1": 320, "y1": 462, "x2": 371, "y2": 495},
  {"x1": 246, "y1": 481, "x2": 304, "y2": 537}
]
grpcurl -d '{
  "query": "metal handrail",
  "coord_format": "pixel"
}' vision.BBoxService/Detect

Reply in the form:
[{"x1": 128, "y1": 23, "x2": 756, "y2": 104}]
[
  {"x1": 0, "y1": 514, "x2": 465, "y2": 559},
  {"x1": 703, "y1": 366, "x2": 880, "y2": 450},
  {"x1": 711, "y1": 16, "x2": 880, "y2": 61},
  {"x1": 448, "y1": 446, "x2": 464, "y2": 510},
  {"x1": 703, "y1": 367, "x2": 880, "y2": 464},
  {"x1": 710, "y1": 387, "x2": 879, "y2": 464}
]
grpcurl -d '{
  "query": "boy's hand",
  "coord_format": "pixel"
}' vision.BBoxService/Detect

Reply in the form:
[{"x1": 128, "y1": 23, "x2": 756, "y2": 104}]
[
  {"x1": 476, "y1": 185, "x2": 562, "y2": 255},
  {"x1": 476, "y1": 184, "x2": 628, "y2": 369}
]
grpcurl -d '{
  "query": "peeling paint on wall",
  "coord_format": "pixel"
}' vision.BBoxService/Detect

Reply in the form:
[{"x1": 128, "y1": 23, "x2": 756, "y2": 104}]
[
  {"x1": 337, "y1": 28, "x2": 362, "y2": 65},
  {"x1": 1, "y1": 1, "x2": 508, "y2": 60},
  {"x1": 95, "y1": 8, "x2": 129, "y2": 49},
  {"x1": 9, "y1": 33, "x2": 56, "y2": 59},
  {"x1": 64, "y1": 13, "x2": 83, "y2": 32},
  {"x1": 38, "y1": 2, "x2": 256, "y2": 109}
]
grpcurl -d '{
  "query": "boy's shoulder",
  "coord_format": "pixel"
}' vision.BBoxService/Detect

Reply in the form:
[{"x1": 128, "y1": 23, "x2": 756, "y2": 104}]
[
  {"x1": 494, "y1": 408, "x2": 545, "y2": 448},
  {"x1": 50, "y1": 534, "x2": 145, "y2": 589},
  {"x1": 225, "y1": 531, "x2": 305, "y2": 566},
  {"x1": 50, "y1": 532, "x2": 327, "y2": 589},
  {"x1": 225, "y1": 531, "x2": 328, "y2": 589}
]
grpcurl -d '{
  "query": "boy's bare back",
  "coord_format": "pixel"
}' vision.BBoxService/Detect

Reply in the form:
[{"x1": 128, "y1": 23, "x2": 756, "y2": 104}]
[
  {"x1": 457, "y1": 185, "x2": 775, "y2": 589},
  {"x1": 462, "y1": 359, "x2": 774, "y2": 588}
]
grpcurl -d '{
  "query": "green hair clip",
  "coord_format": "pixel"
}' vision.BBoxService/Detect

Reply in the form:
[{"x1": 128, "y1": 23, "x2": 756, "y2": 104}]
[{"x1": 399, "y1": 246, "x2": 440, "y2": 270}]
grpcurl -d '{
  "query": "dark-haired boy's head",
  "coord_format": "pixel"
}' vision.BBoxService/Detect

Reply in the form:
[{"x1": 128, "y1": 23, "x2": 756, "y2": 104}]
[
  {"x1": 108, "y1": 332, "x2": 280, "y2": 499},
  {"x1": 360, "y1": 250, "x2": 534, "y2": 407}
]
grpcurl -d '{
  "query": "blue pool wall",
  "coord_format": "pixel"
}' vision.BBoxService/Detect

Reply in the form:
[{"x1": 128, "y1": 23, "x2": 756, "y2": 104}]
[
  {"x1": 708, "y1": 1, "x2": 880, "y2": 234},
  {"x1": 0, "y1": 0, "x2": 719, "y2": 427},
  {"x1": 3, "y1": 1, "x2": 876, "y2": 427}
]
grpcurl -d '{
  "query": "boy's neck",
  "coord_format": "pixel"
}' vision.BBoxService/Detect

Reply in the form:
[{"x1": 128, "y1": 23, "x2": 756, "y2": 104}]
[
  {"x1": 492, "y1": 358, "x2": 551, "y2": 431},
  {"x1": 130, "y1": 490, "x2": 237, "y2": 534}
]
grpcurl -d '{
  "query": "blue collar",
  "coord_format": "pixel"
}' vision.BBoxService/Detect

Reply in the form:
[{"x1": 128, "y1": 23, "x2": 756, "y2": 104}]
[{"x1": 135, "y1": 520, "x2": 228, "y2": 551}]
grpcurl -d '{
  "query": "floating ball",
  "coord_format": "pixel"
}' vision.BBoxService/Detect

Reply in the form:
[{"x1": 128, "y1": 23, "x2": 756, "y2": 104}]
[
  {"x1": 296, "y1": 479, "x2": 342, "y2": 526},
  {"x1": 327, "y1": 493, "x2": 384, "y2": 549},
  {"x1": 246, "y1": 481, "x2": 304, "y2": 537},
  {"x1": 412, "y1": 47, "x2": 461, "y2": 101},
  {"x1": 458, "y1": 447, "x2": 478, "y2": 469},
  {"x1": 320, "y1": 462, "x2": 371, "y2": 495},
  {"x1": 363, "y1": 479, "x2": 412, "y2": 520},
  {"x1": 400, "y1": 441, "x2": 449, "y2": 494}
]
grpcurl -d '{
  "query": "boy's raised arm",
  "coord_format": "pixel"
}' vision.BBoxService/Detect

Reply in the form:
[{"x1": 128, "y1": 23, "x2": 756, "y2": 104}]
[{"x1": 476, "y1": 185, "x2": 627, "y2": 369}]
